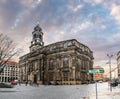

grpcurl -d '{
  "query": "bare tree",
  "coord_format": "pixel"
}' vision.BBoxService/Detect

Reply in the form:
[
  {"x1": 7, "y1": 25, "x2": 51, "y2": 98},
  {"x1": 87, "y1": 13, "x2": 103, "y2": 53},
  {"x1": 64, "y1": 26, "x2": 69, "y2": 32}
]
[{"x1": 0, "y1": 33, "x2": 19, "y2": 73}]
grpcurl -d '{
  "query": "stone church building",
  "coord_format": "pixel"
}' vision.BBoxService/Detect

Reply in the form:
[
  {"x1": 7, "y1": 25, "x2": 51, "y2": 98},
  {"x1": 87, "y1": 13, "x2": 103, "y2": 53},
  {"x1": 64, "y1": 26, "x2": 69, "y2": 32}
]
[{"x1": 19, "y1": 24, "x2": 94, "y2": 85}]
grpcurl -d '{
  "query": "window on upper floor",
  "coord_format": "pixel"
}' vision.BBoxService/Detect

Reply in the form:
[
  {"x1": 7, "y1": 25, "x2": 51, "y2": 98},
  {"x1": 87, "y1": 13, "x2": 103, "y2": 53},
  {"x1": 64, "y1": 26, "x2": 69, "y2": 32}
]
[
  {"x1": 50, "y1": 47, "x2": 53, "y2": 51},
  {"x1": 63, "y1": 58, "x2": 69, "y2": 67},
  {"x1": 49, "y1": 60, "x2": 54, "y2": 70},
  {"x1": 72, "y1": 58, "x2": 76, "y2": 65},
  {"x1": 56, "y1": 59, "x2": 60, "y2": 68},
  {"x1": 64, "y1": 42, "x2": 68, "y2": 49}
]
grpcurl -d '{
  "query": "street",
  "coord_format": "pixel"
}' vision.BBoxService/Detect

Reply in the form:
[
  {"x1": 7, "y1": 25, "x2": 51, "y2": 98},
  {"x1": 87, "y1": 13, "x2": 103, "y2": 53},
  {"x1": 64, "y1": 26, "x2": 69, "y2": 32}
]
[{"x1": 0, "y1": 82, "x2": 120, "y2": 99}]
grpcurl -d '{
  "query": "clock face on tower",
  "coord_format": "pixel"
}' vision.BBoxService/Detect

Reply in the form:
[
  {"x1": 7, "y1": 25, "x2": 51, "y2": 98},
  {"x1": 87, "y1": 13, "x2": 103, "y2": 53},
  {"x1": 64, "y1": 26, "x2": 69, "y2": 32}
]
[{"x1": 37, "y1": 39, "x2": 39, "y2": 42}]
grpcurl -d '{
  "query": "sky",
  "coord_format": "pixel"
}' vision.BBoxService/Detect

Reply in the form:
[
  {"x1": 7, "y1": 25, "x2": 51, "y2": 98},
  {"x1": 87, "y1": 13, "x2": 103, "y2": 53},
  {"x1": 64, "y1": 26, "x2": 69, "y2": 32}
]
[{"x1": 0, "y1": 0, "x2": 120, "y2": 68}]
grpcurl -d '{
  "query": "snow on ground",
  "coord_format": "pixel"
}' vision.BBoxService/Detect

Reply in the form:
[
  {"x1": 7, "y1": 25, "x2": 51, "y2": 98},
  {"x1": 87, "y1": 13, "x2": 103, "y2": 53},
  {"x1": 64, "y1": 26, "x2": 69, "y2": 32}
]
[{"x1": 0, "y1": 82, "x2": 119, "y2": 99}]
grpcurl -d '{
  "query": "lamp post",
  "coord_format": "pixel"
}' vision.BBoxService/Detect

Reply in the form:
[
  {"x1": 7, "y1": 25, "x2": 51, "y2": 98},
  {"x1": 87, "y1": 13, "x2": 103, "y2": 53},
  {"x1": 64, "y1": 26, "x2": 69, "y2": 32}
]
[{"x1": 107, "y1": 54, "x2": 113, "y2": 92}]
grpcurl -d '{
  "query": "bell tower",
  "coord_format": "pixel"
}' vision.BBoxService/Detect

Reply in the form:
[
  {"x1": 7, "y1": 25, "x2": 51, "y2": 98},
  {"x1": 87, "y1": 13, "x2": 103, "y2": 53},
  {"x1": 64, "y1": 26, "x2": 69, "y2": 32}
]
[{"x1": 30, "y1": 24, "x2": 44, "y2": 52}]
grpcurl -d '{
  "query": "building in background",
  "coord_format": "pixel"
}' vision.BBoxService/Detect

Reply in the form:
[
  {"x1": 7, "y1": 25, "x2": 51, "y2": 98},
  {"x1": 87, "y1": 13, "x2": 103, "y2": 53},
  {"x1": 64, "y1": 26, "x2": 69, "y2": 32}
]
[
  {"x1": 93, "y1": 66, "x2": 104, "y2": 81},
  {"x1": 19, "y1": 25, "x2": 94, "y2": 85},
  {"x1": 0, "y1": 61, "x2": 19, "y2": 82}
]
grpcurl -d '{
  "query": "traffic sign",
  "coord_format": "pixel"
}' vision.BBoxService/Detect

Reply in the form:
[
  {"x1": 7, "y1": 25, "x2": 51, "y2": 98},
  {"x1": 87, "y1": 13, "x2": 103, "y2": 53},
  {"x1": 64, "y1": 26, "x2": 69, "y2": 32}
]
[
  {"x1": 89, "y1": 70, "x2": 104, "y2": 74},
  {"x1": 89, "y1": 70, "x2": 99, "y2": 74},
  {"x1": 99, "y1": 70, "x2": 104, "y2": 73}
]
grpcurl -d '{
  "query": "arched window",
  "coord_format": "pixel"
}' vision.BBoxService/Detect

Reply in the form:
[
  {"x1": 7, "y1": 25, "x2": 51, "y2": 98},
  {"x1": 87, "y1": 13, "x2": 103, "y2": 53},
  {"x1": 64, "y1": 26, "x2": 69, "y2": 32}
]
[
  {"x1": 39, "y1": 35, "x2": 42, "y2": 39},
  {"x1": 33, "y1": 34, "x2": 37, "y2": 39}
]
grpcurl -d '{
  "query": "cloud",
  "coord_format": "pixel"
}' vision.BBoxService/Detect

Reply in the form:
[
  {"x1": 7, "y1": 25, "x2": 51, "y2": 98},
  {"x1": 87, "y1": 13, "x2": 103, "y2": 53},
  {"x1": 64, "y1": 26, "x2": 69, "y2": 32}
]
[
  {"x1": 110, "y1": 4, "x2": 120, "y2": 24},
  {"x1": 0, "y1": 0, "x2": 120, "y2": 66},
  {"x1": 12, "y1": 0, "x2": 43, "y2": 29},
  {"x1": 20, "y1": 0, "x2": 36, "y2": 8},
  {"x1": 112, "y1": 32, "x2": 120, "y2": 39},
  {"x1": 84, "y1": 0, "x2": 118, "y2": 6},
  {"x1": 0, "y1": 0, "x2": 24, "y2": 30},
  {"x1": 94, "y1": 0, "x2": 103, "y2": 4},
  {"x1": 83, "y1": 0, "x2": 103, "y2": 6},
  {"x1": 79, "y1": 21, "x2": 92, "y2": 30},
  {"x1": 101, "y1": 25, "x2": 107, "y2": 29},
  {"x1": 20, "y1": 0, "x2": 42, "y2": 8},
  {"x1": 83, "y1": 0, "x2": 120, "y2": 26},
  {"x1": 14, "y1": 36, "x2": 31, "y2": 61},
  {"x1": 68, "y1": 4, "x2": 84, "y2": 12}
]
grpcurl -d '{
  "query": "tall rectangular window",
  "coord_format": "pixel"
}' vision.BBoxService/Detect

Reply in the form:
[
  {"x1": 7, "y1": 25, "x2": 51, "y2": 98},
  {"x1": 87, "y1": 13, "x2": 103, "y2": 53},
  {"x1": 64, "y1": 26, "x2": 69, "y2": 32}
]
[
  {"x1": 64, "y1": 42, "x2": 68, "y2": 48},
  {"x1": 49, "y1": 60, "x2": 54, "y2": 70},
  {"x1": 63, "y1": 72, "x2": 68, "y2": 81},
  {"x1": 63, "y1": 58, "x2": 69, "y2": 67}
]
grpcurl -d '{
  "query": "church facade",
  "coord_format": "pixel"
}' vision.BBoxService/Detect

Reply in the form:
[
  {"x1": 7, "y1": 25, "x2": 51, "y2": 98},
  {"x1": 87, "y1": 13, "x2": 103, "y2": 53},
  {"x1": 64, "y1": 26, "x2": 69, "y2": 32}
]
[{"x1": 19, "y1": 25, "x2": 94, "y2": 85}]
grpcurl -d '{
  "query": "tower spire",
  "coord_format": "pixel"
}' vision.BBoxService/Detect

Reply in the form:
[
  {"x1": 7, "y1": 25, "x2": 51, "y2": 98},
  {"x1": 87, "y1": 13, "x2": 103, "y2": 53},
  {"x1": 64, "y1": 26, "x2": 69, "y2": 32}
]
[{"x1": 30, "y1": 24, "x2": 44, "y2": 52}]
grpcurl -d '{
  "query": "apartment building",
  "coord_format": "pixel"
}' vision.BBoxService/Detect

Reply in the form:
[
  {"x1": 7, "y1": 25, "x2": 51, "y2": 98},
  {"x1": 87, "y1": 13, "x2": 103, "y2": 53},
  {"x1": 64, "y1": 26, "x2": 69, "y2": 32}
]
[{"x1": 0, "y1": 61, "x2": 19, "y2": 82}]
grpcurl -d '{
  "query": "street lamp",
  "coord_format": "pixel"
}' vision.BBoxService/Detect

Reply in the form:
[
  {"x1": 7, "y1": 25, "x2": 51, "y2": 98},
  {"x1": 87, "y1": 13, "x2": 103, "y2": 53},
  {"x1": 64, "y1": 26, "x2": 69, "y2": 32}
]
[{"x1": 107, "y1": 54, "x2": 113, "y2": 92}]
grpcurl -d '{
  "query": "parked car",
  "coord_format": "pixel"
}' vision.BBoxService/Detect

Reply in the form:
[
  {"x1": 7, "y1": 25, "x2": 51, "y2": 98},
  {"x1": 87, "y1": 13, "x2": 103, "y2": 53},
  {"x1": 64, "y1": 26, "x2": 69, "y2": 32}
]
[
  {"x1": 110, "y1": 81, "x2": 118, "y2": 87},
  {"x1": 11, "y1": 80, "x2": 17, "y2": 85},
  {"x1": 98, "y1": 81, "x2": 103, "y2": 83},
  {"x1": 0, "y1": 82, "x2": 14, "y2": 88}
]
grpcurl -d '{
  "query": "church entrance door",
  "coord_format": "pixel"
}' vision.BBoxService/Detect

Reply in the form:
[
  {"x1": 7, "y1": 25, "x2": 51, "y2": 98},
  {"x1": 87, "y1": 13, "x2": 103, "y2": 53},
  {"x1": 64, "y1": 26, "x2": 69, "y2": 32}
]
[{"x1": 34, "y1": 74, "x2": 37, "y2": 83}]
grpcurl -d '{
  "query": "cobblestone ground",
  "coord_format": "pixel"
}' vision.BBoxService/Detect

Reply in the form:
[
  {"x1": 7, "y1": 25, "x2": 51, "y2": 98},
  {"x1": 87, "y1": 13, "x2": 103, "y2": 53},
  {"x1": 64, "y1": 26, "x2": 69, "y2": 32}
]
[{"x1": 0, "y1": 82, "x2": 120, "y2": 99}]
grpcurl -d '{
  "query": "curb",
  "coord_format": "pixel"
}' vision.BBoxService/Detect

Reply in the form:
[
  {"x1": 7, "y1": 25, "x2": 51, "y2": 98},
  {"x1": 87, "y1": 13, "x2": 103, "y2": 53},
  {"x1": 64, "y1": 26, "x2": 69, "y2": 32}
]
[{"x1": 0, "y1": 88, "x2": 19, "y2": 92}]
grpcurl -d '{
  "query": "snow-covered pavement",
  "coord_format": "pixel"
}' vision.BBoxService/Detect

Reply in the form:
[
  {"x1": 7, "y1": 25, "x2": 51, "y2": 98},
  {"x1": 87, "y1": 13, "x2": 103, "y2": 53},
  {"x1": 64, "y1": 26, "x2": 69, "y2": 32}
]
[{"x1": 0, "y1": 82, "x2": 120, "y2": 99}]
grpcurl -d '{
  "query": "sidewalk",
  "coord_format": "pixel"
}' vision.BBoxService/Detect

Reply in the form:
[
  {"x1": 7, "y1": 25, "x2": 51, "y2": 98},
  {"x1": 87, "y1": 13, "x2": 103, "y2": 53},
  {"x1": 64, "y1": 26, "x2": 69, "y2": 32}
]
[
  {"x1": 0, "y1": 84, "x2": 29, "y2": 92},
  {"x1": 89, "y1": 86, "x2": 120, "y2": 99}
]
